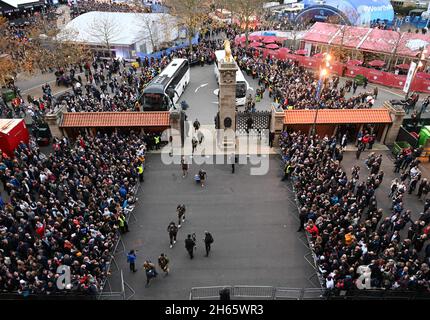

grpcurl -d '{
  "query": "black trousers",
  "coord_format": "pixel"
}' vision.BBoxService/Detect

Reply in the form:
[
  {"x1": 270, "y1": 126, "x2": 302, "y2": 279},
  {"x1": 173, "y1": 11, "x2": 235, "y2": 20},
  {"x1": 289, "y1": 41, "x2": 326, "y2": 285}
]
[
  {"x1": 178, "y1": 213, "x2": 185, "y2": 225},
  {"x1": 169, "y1": 233, "x2": 177, "y2": 245},
  {"x1": 129, "y1": 262, "x2": 136, "y2": 272},
  {"x1": 187, "y1": 248, "x2": 194, "y2": 259},
  {"x1": 297, "y1": 218, "x2": 306, "y2": 231},
  {"x1": 205, "y1": 243, "x2": 211, "y2": 256}
]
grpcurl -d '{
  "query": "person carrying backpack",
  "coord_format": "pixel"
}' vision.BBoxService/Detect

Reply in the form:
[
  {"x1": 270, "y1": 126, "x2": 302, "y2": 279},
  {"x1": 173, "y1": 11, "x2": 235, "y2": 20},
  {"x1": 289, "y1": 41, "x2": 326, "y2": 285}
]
[
  {"x1": 185, "y1": 234, "x2": 196, "y2": 259},
  {"x1": 198, "y1": 169, "x2": 207, "y2": 187},
  {"x1": 193, "y1": 119, "x2": 200, "y2": 131},
  {"x1": 192, "y1": 136, "x2": 198, "y2": 154},
  {"x1": 204, "y1": 231, "x2": 214, "y2": 257},
  {"x1": 158, "y1": 253, "x2": 170, "y2": 276},
  {"x1": 143, "y1": 260, "x2": 158, "y2": 286}
]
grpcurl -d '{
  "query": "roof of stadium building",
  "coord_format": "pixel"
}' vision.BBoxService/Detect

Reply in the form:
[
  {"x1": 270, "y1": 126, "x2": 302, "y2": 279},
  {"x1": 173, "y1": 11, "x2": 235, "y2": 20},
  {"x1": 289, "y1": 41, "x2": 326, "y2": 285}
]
[
  {"x1": 60, "y1": 112, "x2": 170, "y2": 128},
  {"x1": 1, "y1": 0, "x2": 39, "y2": 8},
  {"x1": 58, "y1": 11, "x2": 176, "y2": 46},
  {"x1": 302, "y1": 22, "x2": 430, "y2": 58},
  {"x1": 284, "y1": 108, "x2": 392, "y2": 125}
]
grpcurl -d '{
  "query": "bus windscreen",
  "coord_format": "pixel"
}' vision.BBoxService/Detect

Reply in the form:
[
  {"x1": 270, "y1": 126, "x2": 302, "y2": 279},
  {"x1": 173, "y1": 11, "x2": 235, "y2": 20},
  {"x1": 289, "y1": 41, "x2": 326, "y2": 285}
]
[
  {"x1": 236, "y1": 82, "x2": 247, "y2": 98},
  {"x1": 142, "y1": 93, "x2": 168, "y2": 110}
]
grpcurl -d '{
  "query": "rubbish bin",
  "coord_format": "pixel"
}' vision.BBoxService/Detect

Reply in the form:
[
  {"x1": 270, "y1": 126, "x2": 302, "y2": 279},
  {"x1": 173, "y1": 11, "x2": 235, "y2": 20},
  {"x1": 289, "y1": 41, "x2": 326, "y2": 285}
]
[
  {"x1": 354, "y1": 74, "x2": 367, "y2": 86},
  {"x1": 392, "y1": 141, "x2": 411, "y2": 156},
  {"x1": 1, "y1": 89, "x2": 15, "y2": 102},
  {"x1": 219, "y1": 288, "x2": 231, "y2": 300},
  {"x1": 419, "y1": 126, "x2": 430, "y2": 147}
]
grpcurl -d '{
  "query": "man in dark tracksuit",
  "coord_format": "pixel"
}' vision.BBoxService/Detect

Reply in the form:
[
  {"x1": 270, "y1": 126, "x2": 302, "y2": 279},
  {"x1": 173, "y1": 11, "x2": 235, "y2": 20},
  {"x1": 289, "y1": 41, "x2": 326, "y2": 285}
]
[
  {"x1": 204, "y1": 231, "x2": 214, "y2": 257},
  {"x1": 297, "y1": 208, "x2": 308, "y2": 232},
  {"x1": 167, "y1": 222, "x2": 178, "y2": 249},
  {"x1": 185, "y1": 234, "x2": 196, "y2": 259},
  {"x1": 394, "y1": 155, "x2": 404, "y2": 173},
  {"x1": 177, "y1": 204, "x2": 186, "y2": 228}
]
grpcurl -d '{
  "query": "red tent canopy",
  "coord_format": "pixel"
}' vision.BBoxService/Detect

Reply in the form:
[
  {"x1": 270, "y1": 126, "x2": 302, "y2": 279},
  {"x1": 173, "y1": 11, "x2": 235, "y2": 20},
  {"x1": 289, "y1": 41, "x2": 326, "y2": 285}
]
[
  {"x1": 301, "y1": 22, "x2": 339, "y2": 44},
  {"x1": 250, "y1": 42, "x2": 263, "y2": 48},
  {"x1": 266, "y1": 43, "x2": 279, "y2": 49},
  {"x1": 330, "y1": 25, "x2": 370, "y2": 48},
  {"x1": 398, "y1": 33, "x2": 430, "y2": 57},
  {"x1": 396, "y1": 63, "x2": 410, "y2": 70},
  {"x1": 302, "y1": 22, "x2": 430, "y2": 59},
  {"x1": 347, "y1": 59, "x2": 363, "y2": 66},
  {"x1": 249, "y1": 35, "x2": 263, "y2": 41},
  {"x1": 235, "y1": 36, "x2": 246, "y2": 44},
  {"x1": 279, "y1": 47, "x2": 291, "y2": 53},
  {"x1": 368, "y1": 60, "x2": 385, "y2": 67},
  {"x1": 295, "y1": 49, "x2": 308, "y2": 55},
  {"x1": 359, "y1": 28, "x2": 400, "y2": 54},
  {"x1": 263, "y1": 36, "x2": 277, "y2": 44},
  {"x1": 313, "y1": 53, "x2": 324, "y2": 58}
]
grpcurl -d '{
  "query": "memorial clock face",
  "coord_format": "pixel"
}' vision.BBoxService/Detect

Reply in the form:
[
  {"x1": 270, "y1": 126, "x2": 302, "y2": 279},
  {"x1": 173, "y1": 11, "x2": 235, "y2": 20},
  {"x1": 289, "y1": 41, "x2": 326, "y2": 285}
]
[{"x1": 224, "y1": 117, "x2": 232, "y2": 128}]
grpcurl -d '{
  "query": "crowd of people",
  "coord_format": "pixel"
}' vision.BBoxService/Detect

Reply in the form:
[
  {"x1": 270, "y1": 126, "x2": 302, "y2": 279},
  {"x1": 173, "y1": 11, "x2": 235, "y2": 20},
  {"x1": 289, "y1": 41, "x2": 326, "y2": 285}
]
[
  {"x1": 13, "y1": 38, "x2": 222, "y2": 120},
  {"x1": 4, "y1": 6, "x2": 430, "y2": 297},
  {"x1": 233, "y1": 46, "x2": 376, "y2": 110},
  {"x1": 0, "y1": 132, "x2": 146, "y2": 295},
  {"x1": 70, "y1": 0, "x2": 151, "y2": 19},
  {"x1": 280, "y1": 131, "x2": 430, "y2": 293}
]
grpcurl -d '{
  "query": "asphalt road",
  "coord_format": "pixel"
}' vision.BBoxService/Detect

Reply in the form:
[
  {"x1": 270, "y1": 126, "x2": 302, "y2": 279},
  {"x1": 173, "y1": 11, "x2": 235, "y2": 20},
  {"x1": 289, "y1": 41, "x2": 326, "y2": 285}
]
[
  {"x1": 178, "y1": 64, "x2": 424, "y2": 126},
  {"x1": 112, "y1": 155, "x2": 314, "y2": 300},
  {"x1": 178, "y1": 63, "x2": 273, "y2": 126},
  {"x1": 105, "y1": 64, "x2": 430, "y2": 300}
]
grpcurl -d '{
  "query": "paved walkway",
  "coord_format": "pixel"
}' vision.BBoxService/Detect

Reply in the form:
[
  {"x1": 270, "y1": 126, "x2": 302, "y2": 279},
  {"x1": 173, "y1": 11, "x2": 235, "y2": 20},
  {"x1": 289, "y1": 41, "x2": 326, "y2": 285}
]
[{"x1": 111, "y1": 154, "x2": 314, "y2": 299}]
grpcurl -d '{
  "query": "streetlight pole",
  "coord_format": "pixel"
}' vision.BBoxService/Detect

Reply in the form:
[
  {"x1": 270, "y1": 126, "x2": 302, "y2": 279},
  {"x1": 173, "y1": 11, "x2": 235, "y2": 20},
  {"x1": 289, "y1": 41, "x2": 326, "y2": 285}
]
[
  {"x1": 405, "y1": 46, "x2": 427, "y2": 100},
  {"x1": 310, "y1": 53, "x2": 331, "y2": 137}
]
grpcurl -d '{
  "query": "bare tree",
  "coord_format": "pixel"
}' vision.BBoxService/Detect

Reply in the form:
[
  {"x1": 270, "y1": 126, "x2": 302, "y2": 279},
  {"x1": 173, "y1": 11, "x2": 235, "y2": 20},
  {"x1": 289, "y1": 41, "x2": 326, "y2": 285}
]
[
  {"x1": 88, "y1": 15, "x2": 121, "y2": 58},
  {"x1": 0, "y1": 54, "x2": 15, "y2": 86},
  {"x1": 136, "y1": 14, "x2": 159, "y2": 53},
  {"x1": 233, "y1": 0, "x2": 265, "y2": 49},
  {"x1": 387, "y1": 30, "x2": 403, "y2": 71},
  {"x1": 164, "y1": 0, "x2": 211, "y2": 53},
  {"x1": 0, "y1": 14, "x2": 92, "y2": 77}
]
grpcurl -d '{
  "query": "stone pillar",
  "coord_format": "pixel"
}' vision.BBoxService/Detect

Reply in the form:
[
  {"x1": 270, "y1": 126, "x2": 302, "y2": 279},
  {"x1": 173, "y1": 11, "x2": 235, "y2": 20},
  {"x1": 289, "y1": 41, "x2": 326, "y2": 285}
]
[
  {"x1": 169, "y1": 109, "x2": 182, "y2": 147},
  {"x1": 270, "y1": 103, "x2": 285, "y2": 147},
  {"x1": 44, "y1": 105, "x2": 66, "y2": 138},
  {"x1": 380, "y1": 124, "x2": 389, "y2": 143},
  {"x1": 218, "y1": 59, "x2": 238, "y2": 150},
  {"x1": 383, "y1": 101, "x2": 405, "y2": 146}
]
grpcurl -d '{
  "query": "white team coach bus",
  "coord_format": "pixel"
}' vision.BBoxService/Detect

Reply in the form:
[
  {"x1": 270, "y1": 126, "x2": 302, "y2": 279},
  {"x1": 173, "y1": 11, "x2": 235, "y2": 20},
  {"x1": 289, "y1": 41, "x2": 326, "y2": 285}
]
[{"x1": 141, "y1": 58, "x2": 190, "y2": 111}]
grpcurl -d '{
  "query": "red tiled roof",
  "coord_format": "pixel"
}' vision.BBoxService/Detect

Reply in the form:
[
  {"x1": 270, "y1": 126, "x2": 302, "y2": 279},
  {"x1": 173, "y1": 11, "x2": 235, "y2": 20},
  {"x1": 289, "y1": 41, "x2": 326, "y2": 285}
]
[
  {"x1": 284, "y1": 109, "x2": 392, "y2": 125},
  {"x1": 60, "y1": 112, "x2": 170, "y2": 128}
]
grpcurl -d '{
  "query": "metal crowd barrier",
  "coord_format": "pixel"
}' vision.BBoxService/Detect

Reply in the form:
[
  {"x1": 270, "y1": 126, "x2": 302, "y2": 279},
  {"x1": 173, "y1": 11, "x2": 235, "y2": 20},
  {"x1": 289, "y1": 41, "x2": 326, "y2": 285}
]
[
  {"x1": 189, "y1": 286, "x2": 232, "y2": 300},
  {"x1": 189, "y1": 286, "x2": 326, "y2": 300},
  {"x1": 233, "y1": 286, "x2": 276, "y2": 299},
  {"x1": 97, "y1": 178, "x2": 141, "y2": 299},
  {"x1": 288, "y1": 177, "x2": 326, "y2": 289}
]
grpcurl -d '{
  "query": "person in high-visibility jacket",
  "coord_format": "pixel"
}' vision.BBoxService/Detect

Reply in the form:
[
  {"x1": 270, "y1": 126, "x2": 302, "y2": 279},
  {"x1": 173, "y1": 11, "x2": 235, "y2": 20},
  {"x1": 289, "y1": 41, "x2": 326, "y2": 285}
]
[
  {"x1": 119, "y1": 214, "x2": 128, "y2": 234},
  {"x1": 138, "y1": 164, "x2": 144, "y2": 182},
  {"x1": 154, "y1": 135, "x2": 160, "y2": 150}
]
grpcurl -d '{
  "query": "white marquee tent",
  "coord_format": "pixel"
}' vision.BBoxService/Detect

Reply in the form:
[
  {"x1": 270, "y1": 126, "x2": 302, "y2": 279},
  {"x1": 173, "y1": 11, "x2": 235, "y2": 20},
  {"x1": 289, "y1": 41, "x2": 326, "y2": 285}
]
[{"x1": 58, "y1": 11, "x2": 178, "y2": 58}]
